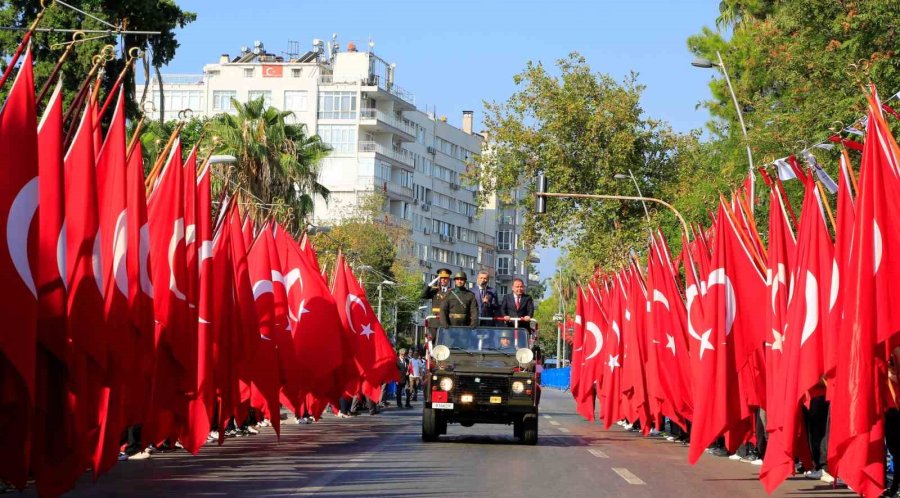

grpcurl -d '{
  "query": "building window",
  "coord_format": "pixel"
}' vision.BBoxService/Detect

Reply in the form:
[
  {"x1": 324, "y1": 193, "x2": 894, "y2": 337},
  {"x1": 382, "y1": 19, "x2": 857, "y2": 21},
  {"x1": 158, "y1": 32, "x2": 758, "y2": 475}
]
[
  {"x1": 284, "y1": 90, "x2": 308, "y2": 112},
  {"x1": 317, "y1": 125, "x2": 357, "y2": 154},
  {"x1": 213, "y1": 91, "x2": 237, "y2": 111},
  {"x1": 291, "y1": 68, "x2": 302, "y2": 78},
  {"x1": 497, "y1": 256, "x2": 511, "y2": 276},
  {"x1": 243, "y1": 67, "x2": 254, "y2": 78},
  {"x1": 153, "y1": 89, "x2": 202, "y2": 114},
  {"x1": 375, "y1": 161, "x2": 391, "y2": 181},
  {"x1": 317, "y1": 91, "x2": 357, "y2": 119},
  {"x1": 499, "y1": 284, "x2": 509, "y2": 296},
  {"x1": 248, "y1": 90, "x2": 272, "y2": 107},
  {"x1": 497, "y1": 230, "x2": 512, "y2": 251}
]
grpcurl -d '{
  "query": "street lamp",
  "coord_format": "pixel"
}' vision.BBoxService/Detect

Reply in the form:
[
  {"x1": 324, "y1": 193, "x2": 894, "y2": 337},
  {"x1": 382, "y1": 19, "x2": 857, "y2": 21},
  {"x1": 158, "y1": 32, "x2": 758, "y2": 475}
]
[
  {"x1": 614, "y1": 170, "x2": 650, "y2": 221},
  {"x1": 376, "y1": 279, "x2": 395, "y2": 323},
  {"x1": 208, "y1": 154, "x2": 237, "y2": 165},
  {"x1": 692, "y1": 51, "x2": 754, "y2": 173}
]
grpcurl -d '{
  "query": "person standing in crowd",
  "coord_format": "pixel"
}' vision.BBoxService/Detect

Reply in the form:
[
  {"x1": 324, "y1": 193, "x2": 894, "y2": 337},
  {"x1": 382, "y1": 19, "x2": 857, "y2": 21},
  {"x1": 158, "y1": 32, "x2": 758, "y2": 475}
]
[
  {"x1": 396, "y1": 348, "x2": 411, "y2": 408},
  {"x1": 408, "y1": 351, "x2": 424, "y2": 402},
  {"x1": 440, "y1": 271, "x2": 479, "y2": 327},
  {"x1": 472, "y1": 270, "x2": 500, "y2": 326},
  {"x1": 500, "y1": 278, "x2": 535, "y2": 330}
]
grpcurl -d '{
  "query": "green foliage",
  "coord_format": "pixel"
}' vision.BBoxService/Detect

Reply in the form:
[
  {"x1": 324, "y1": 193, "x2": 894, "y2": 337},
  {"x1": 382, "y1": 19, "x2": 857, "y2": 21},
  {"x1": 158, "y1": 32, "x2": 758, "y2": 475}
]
[
  {"x1": 0, "y1": 0, "x2": 195, "y2": 118},
  {"x1": 205, "y1": 96, "x2": 331, "y2": 230},
  {"x1": 476, "y1": 53, "x2": 701, "y2": 277}
]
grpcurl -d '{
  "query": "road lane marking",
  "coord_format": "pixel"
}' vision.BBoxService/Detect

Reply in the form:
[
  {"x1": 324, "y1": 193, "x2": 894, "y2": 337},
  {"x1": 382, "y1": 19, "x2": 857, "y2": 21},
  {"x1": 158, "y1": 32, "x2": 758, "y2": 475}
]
[
  {"x1": 588, "y1": 449, "x2": 609, "y2": 459},
  {"x1": 612, "y1": 467, "x2": 646, "y2": 485},
  {"x1": 543, "y1": 414, "x2": 553, "y2": 419},
  {"x1": 557, "y1": 427, "x2": 570, "y2": 433},
  {"x1": 549, "y1": 420, "x2": 560, "y2": 426}
]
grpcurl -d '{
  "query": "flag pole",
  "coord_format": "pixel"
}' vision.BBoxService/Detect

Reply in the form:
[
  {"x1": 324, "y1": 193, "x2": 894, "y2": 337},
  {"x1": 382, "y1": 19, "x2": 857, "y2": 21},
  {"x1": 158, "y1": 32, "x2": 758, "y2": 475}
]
[
  {"x1": 35, "y1": 30, "x2": 86, "y2": 106},
  {"x1": 0, "y1": 0, "x2": 54, "y2": 90},
  {"x1": 815, "y1": 178, "x2": 837, "y2": 236},
  {"x1": 145, "y1": 123, "x2": 184, "y2": 192},
  {"x1": 97, "y1": 47, "x2": 141, "y2": 121}
]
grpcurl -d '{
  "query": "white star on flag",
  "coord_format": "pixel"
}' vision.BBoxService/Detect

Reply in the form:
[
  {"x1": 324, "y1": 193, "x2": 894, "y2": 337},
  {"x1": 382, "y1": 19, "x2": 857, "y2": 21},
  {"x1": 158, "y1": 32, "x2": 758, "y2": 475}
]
[
  {"x1": 361, "y1": 323, "x2": 374, "y2": 338},
  {"x1": 698, "y1": 329, "x2": 715, "y2": 358},
  {"x1": 666, "y1": 333, "x2": 676, "y2": 356},
  {"x1": 771, "y1": 329, "x2": 784, "y2": 352},
  {"x1": 607, "y1": 354, "x2": 620, "y2": 372},
  {"x1": 297, "y1": 299, "x2": 310, "y2": 322}
]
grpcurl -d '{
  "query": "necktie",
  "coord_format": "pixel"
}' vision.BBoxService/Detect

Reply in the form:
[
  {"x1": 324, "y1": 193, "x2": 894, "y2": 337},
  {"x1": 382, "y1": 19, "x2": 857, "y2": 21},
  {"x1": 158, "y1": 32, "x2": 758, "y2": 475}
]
[{"x1": 515, "y1": 296, "x2": 520, "y2": 310}]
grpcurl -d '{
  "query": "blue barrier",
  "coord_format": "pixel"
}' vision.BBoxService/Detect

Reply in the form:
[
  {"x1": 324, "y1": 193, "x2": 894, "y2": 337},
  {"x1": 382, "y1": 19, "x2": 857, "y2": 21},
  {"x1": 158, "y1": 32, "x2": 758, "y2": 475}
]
[{"x1": 541, "y1": 366, "x2": 570, "y2": 390}]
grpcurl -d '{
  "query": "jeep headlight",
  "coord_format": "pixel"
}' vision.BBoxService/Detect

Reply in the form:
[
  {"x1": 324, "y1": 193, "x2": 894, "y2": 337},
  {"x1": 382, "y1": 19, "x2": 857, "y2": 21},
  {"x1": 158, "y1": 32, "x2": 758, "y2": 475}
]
[
  {"x1": 432, "y1": 345, "x2": 450, "y2": 361},
  {"x1": 439, "y1": 377, "x2": 454, "y2": 391},
  {"x1": 511, "y1": 381, "x2": 525, "y2": 394},
  {"x1": 515, "y1": 348, "x2": 534, "y2": 365}
]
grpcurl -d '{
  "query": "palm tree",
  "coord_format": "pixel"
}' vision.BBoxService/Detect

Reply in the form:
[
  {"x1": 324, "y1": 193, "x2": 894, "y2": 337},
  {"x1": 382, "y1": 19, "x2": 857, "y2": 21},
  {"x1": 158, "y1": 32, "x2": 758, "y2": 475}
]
[{"x1": 206, "y1": 96, "x2": 331, "y2": 229}]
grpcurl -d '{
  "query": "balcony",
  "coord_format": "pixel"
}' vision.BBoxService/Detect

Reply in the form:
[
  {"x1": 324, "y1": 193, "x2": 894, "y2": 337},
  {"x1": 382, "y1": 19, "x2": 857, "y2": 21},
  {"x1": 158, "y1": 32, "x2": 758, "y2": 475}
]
[
  {"x1": 381, "y1": 180, "x2": 414, "y2": 201},
  {"x1": 360, "y1": 108, "x2": 416, "y2": 141},
  {"x1": 359, "y1": 141, "x2": 414, "y2": 169},
  {"x1": 381, "y1": 213, "x2": 412, "y2": 231},
  {"x1": 498, "y1": 215, "x2": 515, "y2": 226}
]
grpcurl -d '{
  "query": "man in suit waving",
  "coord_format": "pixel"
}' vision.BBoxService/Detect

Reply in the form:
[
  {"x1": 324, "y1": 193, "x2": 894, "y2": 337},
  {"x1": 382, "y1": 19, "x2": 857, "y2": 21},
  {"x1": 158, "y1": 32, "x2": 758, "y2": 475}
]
[{"x1": 500, "y1": 278, "x2": 534, "y2": 331}]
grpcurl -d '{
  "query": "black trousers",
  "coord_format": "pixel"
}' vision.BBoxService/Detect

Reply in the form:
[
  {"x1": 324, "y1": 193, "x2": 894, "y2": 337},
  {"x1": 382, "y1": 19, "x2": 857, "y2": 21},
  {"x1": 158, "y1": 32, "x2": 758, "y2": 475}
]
[
  {"x1": 803, "y1": 395, "x2": 829, "y2": 470},
  {"x1": 396, "y1": 382, "x2": 410, "y2": 406},
  {"x1": 886, "y1": 408, "x2": 900, "y2": 492}
]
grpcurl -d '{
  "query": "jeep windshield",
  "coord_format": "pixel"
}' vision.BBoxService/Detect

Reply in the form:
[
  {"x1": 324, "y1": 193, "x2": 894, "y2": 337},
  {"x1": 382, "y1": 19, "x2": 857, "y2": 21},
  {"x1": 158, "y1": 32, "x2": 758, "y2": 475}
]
[{"x1": 436, "y1": 327, "x2": 528, "y2": 352}]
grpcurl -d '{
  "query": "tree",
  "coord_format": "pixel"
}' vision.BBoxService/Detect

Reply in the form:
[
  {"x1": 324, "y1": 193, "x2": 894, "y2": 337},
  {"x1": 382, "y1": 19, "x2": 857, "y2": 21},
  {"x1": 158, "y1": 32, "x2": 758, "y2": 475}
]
[
  {"x1": 475, "y1": 53, "x2": 696, "y2": 276},
  {"x1": 0, "y1": 0, "x2": 196, "y2": 118},
  {"x1": 205, "y1": 96, "x2": 331, "y2": 230}
]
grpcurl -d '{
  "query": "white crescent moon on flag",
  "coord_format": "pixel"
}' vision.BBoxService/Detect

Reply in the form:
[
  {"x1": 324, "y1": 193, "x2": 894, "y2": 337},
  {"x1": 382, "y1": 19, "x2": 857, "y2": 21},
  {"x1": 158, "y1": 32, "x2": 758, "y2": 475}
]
[
  {"x1": 611, "y1": 320, "x2": 621, "y2": 343},
  {"x1": 652, "y1": 289, "x2": 670, "y2": 311},
  {"x1": 57, "y1": 223, "x2": 67, "y2": 290},
  {"x1": 345, "y1": 293, "x2": 368, "y2": 334},
  {"x1": 252, "y1": 279, "x2": 273, "y2": 300},
  {"x1": 770, "y1": 263, "x2": 786, "y2": 312},
  {"x1": 139, "y1": 223, "x2": 153, "y2": 297},
  {"x1": 829, "y1": 259, "x2": 839, "y2": 312},
  {"x1": 575, "y1": 314, "x2": 582, "y2": 325},
  {"x1": 708, "y1": 268, "x2": 735, "y2": 336},
  {"x1": 874, "y1": 220, "x2": 883, "y2": 275},
  {"x1": 584, "y1": 321, "x2": 603, "y2": 360},
  {"x1": 6, "y1": 177, "x2": 38, "y2": 297},
  {"x1": 800, "y1": 271, "x2": 819, "y2": 347},
  {"x1": 168, "y1": 218, "x2": 186, "y2": 300},
  {"x1": 264, "y1": 66, "x2": 279, "y2": 77},
  {"x1": 199, "y1": 240, "x2": 213, "y2": 263},
  {"x1": 112, "y1": 210, "x2": 129, "y2": 296},
  {"x1": 284, "y1": 268, "x2": 302, "y2": 294},
  {"x1": 185, "y1": 224, "x2": 196, "y2": 246},
  {"x1": 686, "y1": 283, "x2": 702, "y2": 341},
  {"x1": 92, "y1": 230, "x2": 104, "y2": 296}
]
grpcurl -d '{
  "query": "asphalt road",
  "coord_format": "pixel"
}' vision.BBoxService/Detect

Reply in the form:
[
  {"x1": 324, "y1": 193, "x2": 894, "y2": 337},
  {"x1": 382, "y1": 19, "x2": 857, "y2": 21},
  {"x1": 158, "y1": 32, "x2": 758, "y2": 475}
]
[{"x1": 26, "y1": 389, "x2": 860, "y2": 497}]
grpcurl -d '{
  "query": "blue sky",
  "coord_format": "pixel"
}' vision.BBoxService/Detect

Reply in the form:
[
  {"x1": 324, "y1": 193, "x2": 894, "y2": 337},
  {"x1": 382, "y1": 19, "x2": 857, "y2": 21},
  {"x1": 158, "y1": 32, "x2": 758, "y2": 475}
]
[{"x1": 164, "y1": 0, "x2": 723, "y2": 282}]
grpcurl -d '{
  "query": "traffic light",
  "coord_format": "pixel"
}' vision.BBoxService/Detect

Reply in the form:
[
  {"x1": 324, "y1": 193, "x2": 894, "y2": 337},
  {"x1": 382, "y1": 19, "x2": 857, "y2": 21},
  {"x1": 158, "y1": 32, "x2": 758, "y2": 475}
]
[{"x1": 535, "y1": 172, "x2": 548, "y2": 214}]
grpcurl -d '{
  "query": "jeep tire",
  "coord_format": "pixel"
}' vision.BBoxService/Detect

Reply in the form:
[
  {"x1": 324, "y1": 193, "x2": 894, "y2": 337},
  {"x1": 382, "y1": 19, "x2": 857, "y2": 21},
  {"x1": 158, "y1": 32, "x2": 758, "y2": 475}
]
[
  {"x1": 422, "y1": 408, "x2": 440, "y2": 442},
  {"x1": 520, "y1": 413, "x2": 538, "y2": 445}
]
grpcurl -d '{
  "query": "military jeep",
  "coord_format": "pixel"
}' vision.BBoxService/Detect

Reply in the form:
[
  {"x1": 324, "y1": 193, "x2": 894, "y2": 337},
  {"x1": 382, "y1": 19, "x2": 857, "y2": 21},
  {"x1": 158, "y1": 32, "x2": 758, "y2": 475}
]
[{"x1": 421, "y1": 324, "x2": 540, "y2": 444}]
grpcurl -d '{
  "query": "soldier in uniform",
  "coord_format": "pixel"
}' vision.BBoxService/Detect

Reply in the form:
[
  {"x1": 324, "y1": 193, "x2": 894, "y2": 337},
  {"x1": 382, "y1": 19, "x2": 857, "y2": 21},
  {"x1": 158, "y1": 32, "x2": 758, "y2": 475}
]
[
  {"x1": 421, "y1": 267, "x2": 451, "y2": 318},
  {"x1": 439, "y1": 271, "x2": 480, "y2": 327}
]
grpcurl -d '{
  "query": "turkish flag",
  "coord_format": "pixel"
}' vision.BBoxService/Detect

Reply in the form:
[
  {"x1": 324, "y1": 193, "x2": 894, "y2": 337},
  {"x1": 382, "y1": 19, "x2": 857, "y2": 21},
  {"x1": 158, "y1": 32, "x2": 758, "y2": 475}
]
[
  {"x1": 32, "y1": 78, "x2": 82, "y2": 497},
  {"x1": 283, "y1": 231, "x2": 344, "y2": 396},
  {"x1": 333, "y1": 257, "x2": 399, "y2": 401},
  {"x1": 302, "y1": 233, "x2": 323, "y2": 274},
  {"x1": 65, "y1": 95, "x2": 111, "y2": 474},
  {"x1": 262, "y1": 65, "x2": 283, "y2": 78},
  {"x1": 620, "y1": 265, "x2": 651, "y2": 433},
  {"x1": 598, "y1": 274, "x2": 625, "y2": 429},
  {"x1": 646, "y1": 232, "x2": 693, "y2": 428},
  {"x1": 571, "y1": 287, "x2": 594, "y2": 420},
  {"x1": 125, "y1": 139, "x2": 155, "y2": 428},
  {"x1": 0, "y1": 46, "x2": 39, "y2": 489},
  {"x1": 146, "y1": 139, "x2": 191, "y2": 444},
  {"x1": 228, "y1": 206, "x2": 260, "y2": 424},
  {"x1": 828, "y1": 87, "x2": 900, "y2": 498},
  {"x1": 93, "y1": 87, "x2": 135, "y2": 477}
]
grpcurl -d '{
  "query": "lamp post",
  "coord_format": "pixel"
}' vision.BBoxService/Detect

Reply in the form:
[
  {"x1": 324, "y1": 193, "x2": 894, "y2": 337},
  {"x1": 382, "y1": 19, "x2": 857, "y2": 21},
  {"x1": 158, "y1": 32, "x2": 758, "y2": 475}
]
[
  {"x1": 208, "y1": 154, "x2": 238, "y2": 165},
  {"x1": 376, "y1": 279, "x2": 395, "y2": 323},
  {"x1": 614, "y1": 170, "x2": 651, "y2": 221},
  {"x1": 692, "y1": 51, "x2": 754, "y2": 173}
]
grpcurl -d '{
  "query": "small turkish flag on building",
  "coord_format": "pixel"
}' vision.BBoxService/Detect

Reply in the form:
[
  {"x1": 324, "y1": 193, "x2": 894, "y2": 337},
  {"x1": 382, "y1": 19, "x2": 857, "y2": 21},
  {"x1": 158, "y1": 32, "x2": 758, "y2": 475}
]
[{"x1": 262, "y1": 65, "x2": 283, "y2": 77}]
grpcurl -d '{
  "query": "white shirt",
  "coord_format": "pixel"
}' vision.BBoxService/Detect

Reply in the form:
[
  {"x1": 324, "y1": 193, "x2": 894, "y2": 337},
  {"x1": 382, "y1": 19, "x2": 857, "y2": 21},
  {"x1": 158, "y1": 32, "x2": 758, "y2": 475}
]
[{"x1": 410, "y1": 358, "x2": 424, "y2": 377}]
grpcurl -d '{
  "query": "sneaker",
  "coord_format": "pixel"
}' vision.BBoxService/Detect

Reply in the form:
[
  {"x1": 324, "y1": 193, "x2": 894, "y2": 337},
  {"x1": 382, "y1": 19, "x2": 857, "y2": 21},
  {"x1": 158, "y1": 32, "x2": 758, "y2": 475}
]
[
  {"x1": 666, "y1": 435, "x2": 677, "y2": 441},
  {"x1": 740, "y1": 453, "x2": 760, "y2": 463},
  {"x1": 750, "y1": 459, "x2": 764, "y2": 466},
  {"x1": 207, "y1": 430, "x2": 220, "y2": 442},
  {"x1": 616, "y1": 420, "x2": 626, "y2": 426},
  {"x1": 118, "y1": 452, "x2": 129, "y2": 461},
  {"x1": 128, "y1": 450, "x2": 151, "y2": 460},
  {"x1": 144, "y1": 445, "x2": 157, "y2": 454},
  {"x1": 706, "y1": 447, "x2": 729, "y2": 457},
  {"x1": 258, "y1": 419, "x2": 271, "y2": 427},
  {"x1": 623, "y1": 423, "x2": 633, "y2": 430},
  {"x1": 820, "y1": 471, "x2": 835, "y2": 484},
  {"x1": 729, "y1": 453, "x2": 743, "y2": 460},
  {"x1": 245, "y1": 426, "x2": 259, "y2": 435},
  {"x1": 804, "y1": 470, "x2": 824, "y2": 480},
  {"x1": 224, "y1": 429, "x2": 238, "y2": 438},
  {"x1": 174, "y1": 441, "x2": 184, "y2": 449}
]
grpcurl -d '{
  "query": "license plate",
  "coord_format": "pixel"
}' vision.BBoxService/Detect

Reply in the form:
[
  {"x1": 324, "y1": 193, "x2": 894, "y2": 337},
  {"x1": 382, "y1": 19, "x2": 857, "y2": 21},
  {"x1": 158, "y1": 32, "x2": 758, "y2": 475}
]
[
  {"x1": 490, "y1": 396, "x2": 502, "y2": 404},
  {"x1": 432, "y1": 402, "x2": 454, "y2": 410}
]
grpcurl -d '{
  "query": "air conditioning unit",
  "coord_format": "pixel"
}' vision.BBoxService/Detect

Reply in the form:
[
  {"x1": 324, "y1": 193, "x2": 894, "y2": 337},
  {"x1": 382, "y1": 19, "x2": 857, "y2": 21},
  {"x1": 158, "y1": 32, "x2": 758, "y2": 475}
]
[
  {"x1": 419, "y1": 259, "x2": 428, "y2": 266},
  {"x1": 422, "y1": 204, "x2": 430, "y2": 211},
  {"x1": 427, "y1": 146, "x2": 436, "y2": 155}
]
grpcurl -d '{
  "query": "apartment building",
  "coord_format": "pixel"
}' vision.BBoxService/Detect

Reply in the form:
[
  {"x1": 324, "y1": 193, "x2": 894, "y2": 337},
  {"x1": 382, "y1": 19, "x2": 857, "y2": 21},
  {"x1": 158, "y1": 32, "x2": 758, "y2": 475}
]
[{"x1": 138, "y1": 38, "x2": 537, "y2": 286}]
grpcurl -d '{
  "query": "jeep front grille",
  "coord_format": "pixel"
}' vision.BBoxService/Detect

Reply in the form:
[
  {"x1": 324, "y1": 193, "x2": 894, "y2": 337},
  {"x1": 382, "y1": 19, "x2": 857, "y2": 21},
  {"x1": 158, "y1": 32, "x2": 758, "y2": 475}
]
[{"x1": 454, "y1": 375, "x2": 509, "y2": 404}]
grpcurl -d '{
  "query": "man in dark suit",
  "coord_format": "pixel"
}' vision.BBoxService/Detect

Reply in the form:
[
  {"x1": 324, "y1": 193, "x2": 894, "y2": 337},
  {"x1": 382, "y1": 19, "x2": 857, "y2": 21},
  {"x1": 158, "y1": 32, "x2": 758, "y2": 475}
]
[
  {"x1": 471, "y1": 270, "x2": 500, "y2": 326},
  {"x1": 500, "y1": 278, "x2": 534, "y2": 330}
]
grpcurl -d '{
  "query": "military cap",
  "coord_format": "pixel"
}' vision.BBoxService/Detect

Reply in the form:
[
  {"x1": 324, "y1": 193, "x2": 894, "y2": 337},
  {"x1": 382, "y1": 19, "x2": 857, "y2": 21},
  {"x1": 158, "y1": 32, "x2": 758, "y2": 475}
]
[
  {"x1": 453, "y1": 271, "x2": 468, "y2": 281},
  {"x1": 436, "y1": 268, "x2": 452, "y2": 278},
  {"x1": 498, "y1": 330, "x2": 513, "y2": 338}
]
